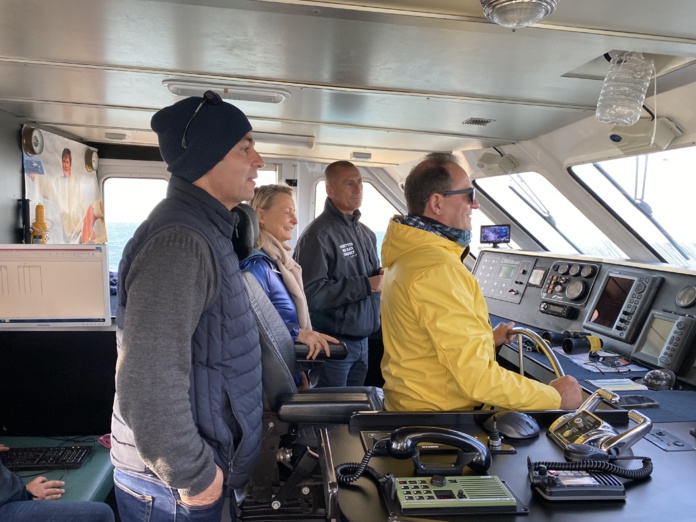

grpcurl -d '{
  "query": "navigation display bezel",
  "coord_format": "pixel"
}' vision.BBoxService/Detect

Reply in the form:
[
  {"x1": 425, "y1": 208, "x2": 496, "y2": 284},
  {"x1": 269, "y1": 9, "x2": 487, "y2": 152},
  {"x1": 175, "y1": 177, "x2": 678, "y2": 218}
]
[
  {"x1": 480, "y1": 224, "x2": 511, "y2": 245},
  {"x1": 632, "y1": 311, "x2": 696, "y2": 371},
  {"x1": 582, "y1": 270, "x2": 662, "y2": 343}
]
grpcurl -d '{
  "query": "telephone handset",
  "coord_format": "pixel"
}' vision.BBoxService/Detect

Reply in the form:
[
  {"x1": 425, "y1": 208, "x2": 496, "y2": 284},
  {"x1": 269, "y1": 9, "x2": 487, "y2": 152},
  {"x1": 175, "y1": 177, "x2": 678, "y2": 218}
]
[
  {"x1": 336, "y1": 427, "x2": 524, "y2": 516},
  {"x1": 336, "y1": 426, "x2": 491, "y2": 487},
  {"x1": 548, "y1": 389, "x2": 652, "y2": 456},
  {"x1": 388, "y1": 426, "x2": 492, "y2": 475}
]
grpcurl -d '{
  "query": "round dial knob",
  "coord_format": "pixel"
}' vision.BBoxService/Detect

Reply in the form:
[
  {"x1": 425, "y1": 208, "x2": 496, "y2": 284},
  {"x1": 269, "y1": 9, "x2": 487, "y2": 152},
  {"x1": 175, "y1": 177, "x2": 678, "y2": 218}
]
[
  {"x1": 676, "y1": 285, "x2": 696, "y2": 308},
  {"x1": 568, "y1": 264, "x2": 581, "y2": 277},
  {"x1": 580, "y1": 265, "x2": 595, "y2": 278},
  {"x1": 557, "y1": 263, "x2": 569, "y2": 275},
  {"x1": 565, "y1": 280, "x2": 587, "y2": 301}
]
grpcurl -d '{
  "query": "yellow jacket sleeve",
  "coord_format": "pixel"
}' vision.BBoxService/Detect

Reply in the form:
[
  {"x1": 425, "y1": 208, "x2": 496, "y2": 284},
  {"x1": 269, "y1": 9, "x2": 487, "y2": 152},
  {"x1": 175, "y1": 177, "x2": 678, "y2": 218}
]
[{"x1": 411, "y1": 262, "x2": 560, "y2": 411}]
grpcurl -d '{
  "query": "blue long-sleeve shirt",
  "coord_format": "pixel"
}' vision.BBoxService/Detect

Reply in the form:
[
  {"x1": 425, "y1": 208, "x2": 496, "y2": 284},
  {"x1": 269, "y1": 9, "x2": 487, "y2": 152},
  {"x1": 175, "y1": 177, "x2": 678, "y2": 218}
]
[{"x1": 241, "y1": 250, "x2": 301, "y2": 340}]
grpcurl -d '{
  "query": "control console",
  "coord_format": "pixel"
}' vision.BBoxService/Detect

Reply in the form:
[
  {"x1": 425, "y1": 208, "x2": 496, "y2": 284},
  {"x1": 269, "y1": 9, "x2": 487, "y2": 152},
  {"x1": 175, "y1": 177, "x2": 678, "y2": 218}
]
[
  {"x1": 476, "y1": 254, "x2": 534, "y2": 304},
  {"x1": 540, "y1": 261, "x2": 600, "y2": 310},
  {"x1": 473, "y1": 249, "x2": 696, "y2": 383}
]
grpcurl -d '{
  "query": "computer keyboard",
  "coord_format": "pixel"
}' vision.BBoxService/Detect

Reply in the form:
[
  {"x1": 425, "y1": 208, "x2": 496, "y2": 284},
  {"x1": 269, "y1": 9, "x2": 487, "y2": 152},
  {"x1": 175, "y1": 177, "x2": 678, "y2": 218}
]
[{"x1": 0, "y1": 445, "x2": 92, "y2": 471}]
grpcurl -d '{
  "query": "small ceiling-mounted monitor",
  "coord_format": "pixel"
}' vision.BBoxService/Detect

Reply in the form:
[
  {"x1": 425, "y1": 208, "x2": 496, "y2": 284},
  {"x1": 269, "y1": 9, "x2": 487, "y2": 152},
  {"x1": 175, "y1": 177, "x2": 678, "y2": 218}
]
[{"x1": 480, "y1": 224, "x2": 511, "y2": 247}]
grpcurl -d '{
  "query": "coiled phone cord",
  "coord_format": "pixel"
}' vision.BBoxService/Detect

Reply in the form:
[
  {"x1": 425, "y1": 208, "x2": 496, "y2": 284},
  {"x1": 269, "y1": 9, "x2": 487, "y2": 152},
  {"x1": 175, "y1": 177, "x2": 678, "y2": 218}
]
[
  {"x1": 529, "y1": 456, "x2": 653, "y2": 480},
  {"x1": 335, "y1": 448, "x2": 383, "y2": 485}
]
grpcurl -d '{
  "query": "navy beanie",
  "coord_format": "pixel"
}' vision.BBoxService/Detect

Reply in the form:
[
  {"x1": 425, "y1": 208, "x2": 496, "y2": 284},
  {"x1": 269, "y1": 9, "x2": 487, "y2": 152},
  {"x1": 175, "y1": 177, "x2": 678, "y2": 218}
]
[{"x1": 151, "y1": 94, "x2": 252, "y2": 183}]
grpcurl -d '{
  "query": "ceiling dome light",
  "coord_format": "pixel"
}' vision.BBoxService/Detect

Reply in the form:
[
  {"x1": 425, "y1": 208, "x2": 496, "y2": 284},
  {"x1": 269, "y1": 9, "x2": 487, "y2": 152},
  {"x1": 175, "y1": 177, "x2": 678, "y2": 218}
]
[{"x1": 480, "y1": 0, "x2": 559, "y2": 29}]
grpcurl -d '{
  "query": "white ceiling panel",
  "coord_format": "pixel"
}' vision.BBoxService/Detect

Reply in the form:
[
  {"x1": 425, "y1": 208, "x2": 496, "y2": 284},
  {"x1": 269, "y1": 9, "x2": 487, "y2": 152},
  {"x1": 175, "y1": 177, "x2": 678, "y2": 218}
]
[{"x1": 0, "y1": 0, "x2": 695, "y2": 165}]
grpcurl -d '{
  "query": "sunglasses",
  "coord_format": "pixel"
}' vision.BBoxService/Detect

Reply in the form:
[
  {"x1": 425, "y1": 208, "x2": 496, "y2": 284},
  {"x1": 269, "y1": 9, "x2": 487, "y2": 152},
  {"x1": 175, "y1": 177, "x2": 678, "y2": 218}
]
[
  {"x1": 423, "y1": 187, "x2": 476, "y2": 204},
  {"x1": 181, "y1": 90, "x2": 223, "y2": 149}
]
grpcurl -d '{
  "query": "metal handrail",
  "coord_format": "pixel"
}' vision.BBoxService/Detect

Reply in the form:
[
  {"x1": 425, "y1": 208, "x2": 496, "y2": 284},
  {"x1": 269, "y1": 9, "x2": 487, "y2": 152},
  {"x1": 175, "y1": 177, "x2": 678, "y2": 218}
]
[{"x1": 508, "y1": 327, "x2": 565, "y2": 379}]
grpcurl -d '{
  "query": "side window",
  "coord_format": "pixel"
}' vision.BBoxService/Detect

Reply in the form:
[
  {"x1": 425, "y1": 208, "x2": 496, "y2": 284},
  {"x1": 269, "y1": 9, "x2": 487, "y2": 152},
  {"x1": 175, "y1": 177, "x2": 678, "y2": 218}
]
[
  {"x1": 315, "y1": 180, "x2": 399, "y2": 262},
  {"x1": 256, "y1": 167, "x2": 278, "y2": 187},
  {"x1": 104, "y1": 168, "x2": 278, "y2": 272},
  {"x1": 104, "y1": 178, "x2": 168, "y2": 271}
]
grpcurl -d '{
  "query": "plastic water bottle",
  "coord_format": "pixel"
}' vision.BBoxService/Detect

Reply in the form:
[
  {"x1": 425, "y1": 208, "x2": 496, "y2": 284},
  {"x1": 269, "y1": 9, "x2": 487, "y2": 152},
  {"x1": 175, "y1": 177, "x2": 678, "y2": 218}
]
[{"x1": 596, "y1": 52, "x2": 653, "y2": 126}]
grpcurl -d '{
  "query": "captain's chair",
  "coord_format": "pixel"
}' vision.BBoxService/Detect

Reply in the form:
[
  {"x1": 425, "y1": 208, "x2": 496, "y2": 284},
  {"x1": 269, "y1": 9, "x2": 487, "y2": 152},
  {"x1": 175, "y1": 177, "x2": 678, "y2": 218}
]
[{"x1": 232, "y1": 203, "x2": 382, "y2": 518}]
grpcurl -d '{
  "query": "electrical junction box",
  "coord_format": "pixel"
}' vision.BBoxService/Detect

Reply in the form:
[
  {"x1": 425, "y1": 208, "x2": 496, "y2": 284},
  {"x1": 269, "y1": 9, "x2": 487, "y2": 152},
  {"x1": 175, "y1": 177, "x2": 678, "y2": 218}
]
[
  {"x1": 608, "y1": 117, "x2": 682, "y2": 154},
  {"x1": 476, "y1": 153, "x2": 518, "y2": 175}
]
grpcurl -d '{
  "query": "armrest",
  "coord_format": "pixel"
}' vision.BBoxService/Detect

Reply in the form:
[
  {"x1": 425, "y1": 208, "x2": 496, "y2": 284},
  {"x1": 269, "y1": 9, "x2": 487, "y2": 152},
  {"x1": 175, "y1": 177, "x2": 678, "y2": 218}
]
[
  {"x1": 276, "y1": 386, "x2": 383, "y2": 424},
  {"x1": 294, "y1": 341, "x2": 348, "y2": 360}
]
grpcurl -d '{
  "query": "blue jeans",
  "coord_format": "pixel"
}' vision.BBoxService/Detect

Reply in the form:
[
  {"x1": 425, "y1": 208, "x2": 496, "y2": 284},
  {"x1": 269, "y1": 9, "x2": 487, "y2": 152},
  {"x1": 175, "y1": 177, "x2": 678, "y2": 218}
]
[
  {"x1": 114, "y1": 468, "x2": 232, "y2": 522},
  {"x1": 0, "y1": 499, "x2": 114, "y2": 522},
  {"x1": 316, "y1": 337, "x2": 368, "y2": 387}
]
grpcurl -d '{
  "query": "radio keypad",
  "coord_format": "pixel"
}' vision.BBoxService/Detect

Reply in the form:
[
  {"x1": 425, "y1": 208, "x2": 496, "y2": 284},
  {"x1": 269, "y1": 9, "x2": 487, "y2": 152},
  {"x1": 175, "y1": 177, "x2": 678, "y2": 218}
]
[{"x1": 399, "y1": 479, "x2": 438, "y2": 502}]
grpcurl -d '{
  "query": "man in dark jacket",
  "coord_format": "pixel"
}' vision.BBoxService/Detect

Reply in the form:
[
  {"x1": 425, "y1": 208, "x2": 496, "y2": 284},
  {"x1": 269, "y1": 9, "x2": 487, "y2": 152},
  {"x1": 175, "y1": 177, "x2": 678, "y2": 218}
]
[
  {"x1": 0, "y1": 445, "x2": 114, "y2": 521},
  {"x1": 110, "y1": 91, "x2": 265, "y2": 522},
  {"x1": 294, "y1": 161, "x2": 382, "y2": 387}
]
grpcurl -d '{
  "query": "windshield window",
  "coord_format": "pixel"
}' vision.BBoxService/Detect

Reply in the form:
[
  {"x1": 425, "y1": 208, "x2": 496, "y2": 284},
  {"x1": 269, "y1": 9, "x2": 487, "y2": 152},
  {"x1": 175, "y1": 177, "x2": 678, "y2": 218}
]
[
  {"x1": 572, "y1": 147, "x2": 696, "y2": 267},
  {"x1": 469, "y1": 214, "x2": 520, "y2": 256},
  {"x1": 475, "y1": 172, "x2": 625, "y2": 259}
]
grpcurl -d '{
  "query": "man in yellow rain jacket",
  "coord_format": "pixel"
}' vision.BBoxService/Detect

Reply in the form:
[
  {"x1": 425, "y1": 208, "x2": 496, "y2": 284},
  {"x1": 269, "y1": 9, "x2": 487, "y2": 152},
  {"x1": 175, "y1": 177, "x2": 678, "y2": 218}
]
[{"x1": 380, "y1": 153, "x2": 582, "y2": 412}]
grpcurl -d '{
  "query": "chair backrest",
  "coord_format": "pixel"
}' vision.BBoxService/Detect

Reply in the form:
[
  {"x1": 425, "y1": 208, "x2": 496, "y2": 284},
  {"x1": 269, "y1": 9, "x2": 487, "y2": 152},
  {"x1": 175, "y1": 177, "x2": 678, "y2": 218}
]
[
  {"x1": 232, "y1": 204, "x2": 299, "y2": 411},
  {"x1": 242, "y1": 271, "x2": 299, "y2": 411},
  {"x1": 231, "y1": 203, "x2": 259, "y2": 262}
]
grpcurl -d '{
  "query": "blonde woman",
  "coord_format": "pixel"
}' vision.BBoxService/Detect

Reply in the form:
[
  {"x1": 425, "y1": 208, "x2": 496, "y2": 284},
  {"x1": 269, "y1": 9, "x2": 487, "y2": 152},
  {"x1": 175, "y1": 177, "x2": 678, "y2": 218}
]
[{"x1": 241, "y1": 184, "x2": 337, "y2": 364}]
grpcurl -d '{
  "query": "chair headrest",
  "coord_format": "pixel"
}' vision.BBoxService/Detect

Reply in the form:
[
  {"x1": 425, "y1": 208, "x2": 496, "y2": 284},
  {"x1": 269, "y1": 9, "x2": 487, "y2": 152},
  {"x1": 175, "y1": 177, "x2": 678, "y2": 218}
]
[{"x1": 231, "y1": 203, "x2": 260, "y2": 261}]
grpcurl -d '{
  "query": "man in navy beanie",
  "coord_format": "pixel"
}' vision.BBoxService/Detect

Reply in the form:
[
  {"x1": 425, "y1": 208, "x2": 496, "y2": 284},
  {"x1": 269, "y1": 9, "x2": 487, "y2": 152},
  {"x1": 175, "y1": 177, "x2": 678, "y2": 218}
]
[{"x1": 111, "y1": 92, "x2": 265, "y2": 522}]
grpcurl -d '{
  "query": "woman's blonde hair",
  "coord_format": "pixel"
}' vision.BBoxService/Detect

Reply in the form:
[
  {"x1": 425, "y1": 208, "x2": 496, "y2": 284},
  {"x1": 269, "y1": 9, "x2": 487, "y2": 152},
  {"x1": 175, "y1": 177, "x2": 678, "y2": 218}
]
[
  {"x1": 249, "y1": 184, "x2": 295, "y2": 213},
  {"x1": 249, "y1": 184, "x2": 296, "y2": 247}
]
